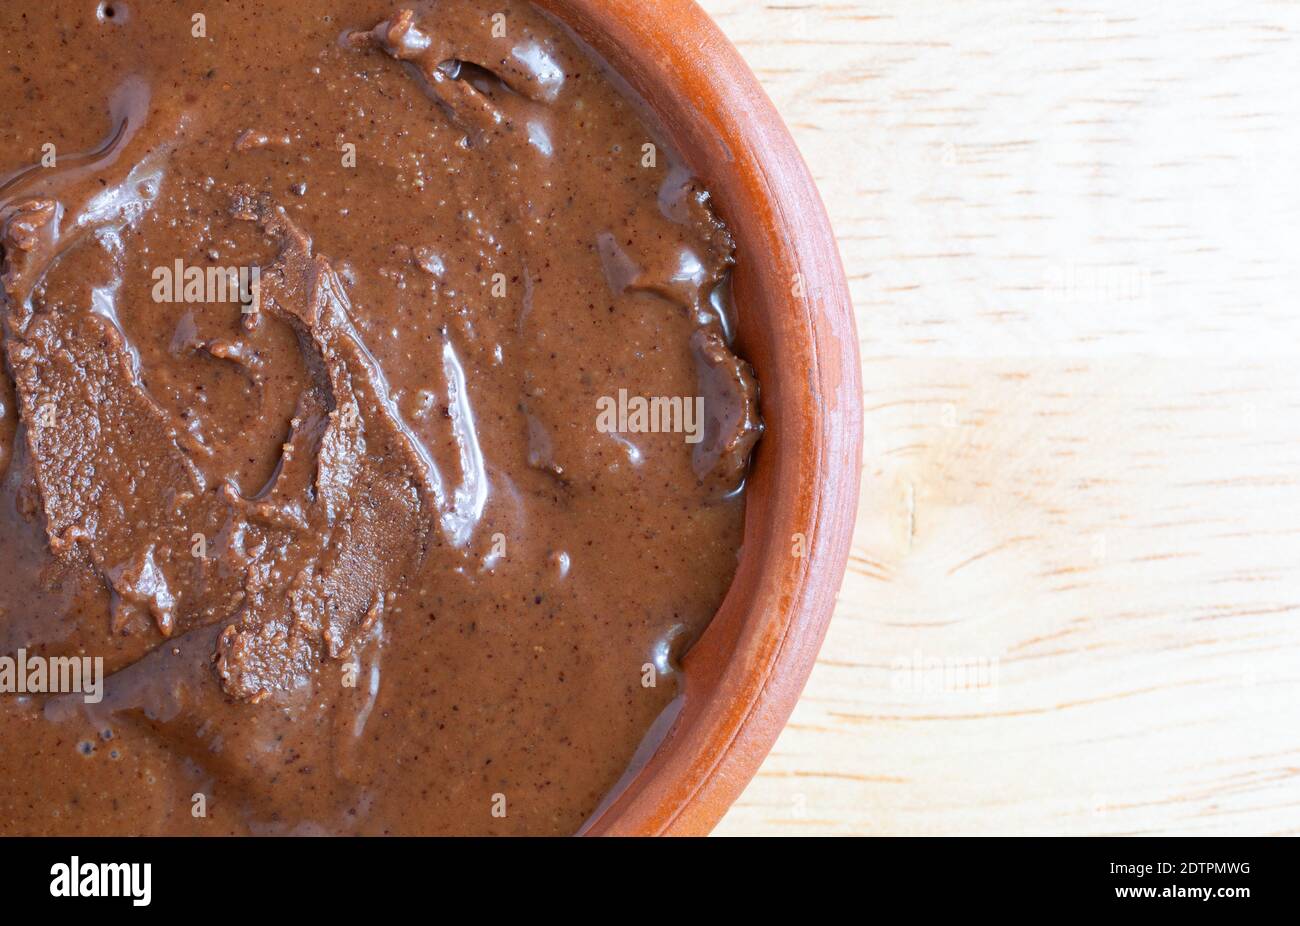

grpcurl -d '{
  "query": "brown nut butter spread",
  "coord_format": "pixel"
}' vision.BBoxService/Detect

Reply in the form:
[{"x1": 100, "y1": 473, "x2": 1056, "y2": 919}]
[{"x1": 0, "y1": 0, "x2": 762, "y2": 834}]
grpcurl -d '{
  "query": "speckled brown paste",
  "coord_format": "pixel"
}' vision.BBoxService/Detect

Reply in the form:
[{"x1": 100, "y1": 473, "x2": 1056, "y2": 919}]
[{"x1": 0, "y1": 0, "x2": 760, "y2": 834}]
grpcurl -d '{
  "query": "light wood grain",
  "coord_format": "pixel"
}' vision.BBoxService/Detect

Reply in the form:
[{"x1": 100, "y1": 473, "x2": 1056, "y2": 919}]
[{"x1": 701, "y1": 0, "x2": 1300, "y2": 835}]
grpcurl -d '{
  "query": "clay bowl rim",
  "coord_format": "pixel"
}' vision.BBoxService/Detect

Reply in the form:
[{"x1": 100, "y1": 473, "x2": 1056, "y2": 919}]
[{"x1": 533, "y1": 0, "x2": 863, "y2": 835}]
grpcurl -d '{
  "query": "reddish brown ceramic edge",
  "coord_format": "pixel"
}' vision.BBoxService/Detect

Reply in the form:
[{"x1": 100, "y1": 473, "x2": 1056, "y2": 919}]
[{"x1": 530, "y1": 0, "x2": 863, "y2": 835}]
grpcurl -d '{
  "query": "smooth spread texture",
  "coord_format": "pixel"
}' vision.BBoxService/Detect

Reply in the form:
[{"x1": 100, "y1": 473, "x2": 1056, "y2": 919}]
[{"x1": 0, "y1": 0, "x2": 760, "y2": 834}]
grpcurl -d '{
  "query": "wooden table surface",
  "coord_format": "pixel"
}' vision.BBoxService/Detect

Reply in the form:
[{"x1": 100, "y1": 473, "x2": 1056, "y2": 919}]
[{"x1": 702, "y1": 0, "x2": 1300, "y2": 836}]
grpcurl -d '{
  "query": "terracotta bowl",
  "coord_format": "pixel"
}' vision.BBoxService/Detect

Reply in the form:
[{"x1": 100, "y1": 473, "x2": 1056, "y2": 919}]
[{"x1": 537, "y1": 0, "x2": 864, "y2": 835}]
